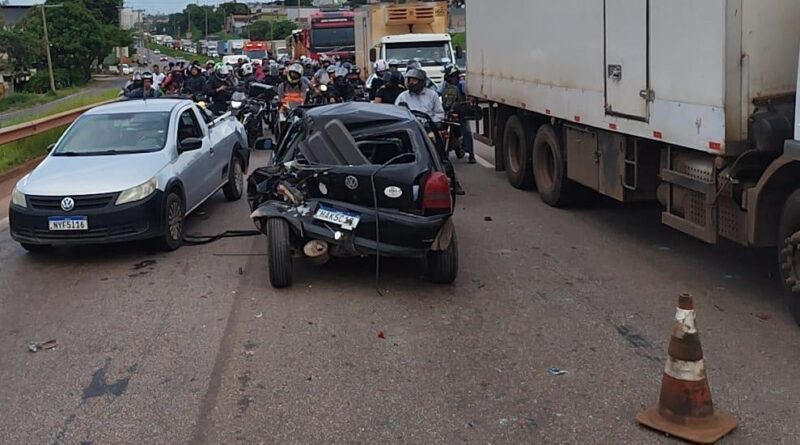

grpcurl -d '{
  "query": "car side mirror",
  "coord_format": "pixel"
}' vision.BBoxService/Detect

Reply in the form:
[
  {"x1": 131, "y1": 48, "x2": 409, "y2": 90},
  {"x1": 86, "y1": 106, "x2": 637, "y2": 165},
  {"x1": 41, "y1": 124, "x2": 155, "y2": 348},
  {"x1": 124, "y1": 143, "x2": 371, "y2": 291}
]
[
  {"x1": 178, "y1": 137, "x2": 203, "y2": 153},
  {"x1": 455, "y1": 46, "x2": 464, "y2": 60},
  {"x1": 254, "y1": 137, "x2": 274, "y2": 151},
  {"x1": 46, "y1": 143, "x2": 56, "y2": 153},
  {"x1": 369, "y1": 48, "x2": 377, "y2": 63}
]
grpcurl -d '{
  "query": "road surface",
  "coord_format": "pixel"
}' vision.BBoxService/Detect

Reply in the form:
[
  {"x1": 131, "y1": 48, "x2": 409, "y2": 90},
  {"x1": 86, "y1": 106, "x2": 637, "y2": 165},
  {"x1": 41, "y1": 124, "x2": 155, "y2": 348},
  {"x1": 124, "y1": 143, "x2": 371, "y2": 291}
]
[{"x1": 0, "y1": 143, "x2": 798, "y2": 444}]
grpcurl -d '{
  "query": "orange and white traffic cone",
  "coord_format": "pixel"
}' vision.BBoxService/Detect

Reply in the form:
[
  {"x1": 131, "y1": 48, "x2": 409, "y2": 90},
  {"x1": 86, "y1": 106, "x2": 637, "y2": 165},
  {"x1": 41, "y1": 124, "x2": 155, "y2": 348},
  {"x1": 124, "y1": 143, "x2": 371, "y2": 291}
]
[{"x1": 636, "y1": 293, "x2": 737, "y2": 444}]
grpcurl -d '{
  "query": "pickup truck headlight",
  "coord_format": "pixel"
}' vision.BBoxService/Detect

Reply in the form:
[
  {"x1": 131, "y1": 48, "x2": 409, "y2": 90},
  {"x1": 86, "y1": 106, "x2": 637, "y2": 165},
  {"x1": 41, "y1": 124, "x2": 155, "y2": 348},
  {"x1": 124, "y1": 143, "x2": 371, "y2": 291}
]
[
  {"x1": 116, "y1": 178, "x2": 157, "y2": 205},
  {"x1": 11, "y1": 186, "x2": 26, "y2": 208}
]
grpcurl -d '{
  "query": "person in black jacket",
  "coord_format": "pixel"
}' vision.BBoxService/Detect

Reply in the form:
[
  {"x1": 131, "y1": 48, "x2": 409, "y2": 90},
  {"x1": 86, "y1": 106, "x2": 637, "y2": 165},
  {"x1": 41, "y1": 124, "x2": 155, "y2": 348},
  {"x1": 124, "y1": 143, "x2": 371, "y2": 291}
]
[
  {"x1": 205, "y1": 65, "x2": 233, "y2": 114},
  {"x1": 330, "y1": 67, "x2": 355, "y2": 103},
  {"x1": 183, "y1": 64, "x2": 207, "y2": 98},
  {"x1": 126, "y1": 72, "x2": 161, "y2": 99}
]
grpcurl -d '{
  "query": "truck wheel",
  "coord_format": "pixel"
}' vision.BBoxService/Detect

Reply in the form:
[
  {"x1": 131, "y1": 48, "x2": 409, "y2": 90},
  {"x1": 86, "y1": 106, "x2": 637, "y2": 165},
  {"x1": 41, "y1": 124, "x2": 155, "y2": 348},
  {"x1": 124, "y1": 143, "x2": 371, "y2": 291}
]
[
  {"x1": 503, "y1": 115, "x2": 534, "y2": 189},
  {"x1": 427, "y1": 232, "x2": 458, "y2": 284},
  {"x1": 223, "y1": 155, "x2": 244, "y2": 201},
  {"x1": 266, "y1": 218, "x2": 293, "y2": 288},
  {"x1": 532, "y1": 124, "x2": 575, "y2": 207},
  {"x1": 778, "y1": 189, "x2": 800, "y2": 324}
]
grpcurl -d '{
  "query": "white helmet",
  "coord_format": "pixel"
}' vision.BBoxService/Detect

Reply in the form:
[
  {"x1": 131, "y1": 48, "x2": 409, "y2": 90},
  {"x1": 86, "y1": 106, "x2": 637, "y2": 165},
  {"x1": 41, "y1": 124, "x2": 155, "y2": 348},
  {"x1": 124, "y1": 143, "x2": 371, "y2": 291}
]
[
  {"x1": 335, "y1": 67, "x2": 349, "y2": 79},
  {"x1": 252, "y1": 59, "x2": 262, "y2": 66},
  {"x1": 374, "y1": 59, "x2": 389, "y2": 73},
  {"x1": 241, "y1": 63, "x2": 254, "y2": 76}
]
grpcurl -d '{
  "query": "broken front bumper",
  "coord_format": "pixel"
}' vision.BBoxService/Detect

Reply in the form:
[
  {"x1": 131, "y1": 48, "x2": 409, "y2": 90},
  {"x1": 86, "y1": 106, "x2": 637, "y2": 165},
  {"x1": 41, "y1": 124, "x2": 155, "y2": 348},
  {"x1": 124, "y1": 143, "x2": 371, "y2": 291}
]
[{"x1": 251, "y1": 199, "x2": 450, "y2": 258}]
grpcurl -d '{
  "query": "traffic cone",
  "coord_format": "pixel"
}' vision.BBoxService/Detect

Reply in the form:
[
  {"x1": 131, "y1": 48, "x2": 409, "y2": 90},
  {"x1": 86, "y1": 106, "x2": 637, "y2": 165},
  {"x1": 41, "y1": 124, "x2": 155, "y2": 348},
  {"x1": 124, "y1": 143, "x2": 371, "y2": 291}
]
[{"x1": 636, "y1": 293, "x2": 737, "y2": 444}]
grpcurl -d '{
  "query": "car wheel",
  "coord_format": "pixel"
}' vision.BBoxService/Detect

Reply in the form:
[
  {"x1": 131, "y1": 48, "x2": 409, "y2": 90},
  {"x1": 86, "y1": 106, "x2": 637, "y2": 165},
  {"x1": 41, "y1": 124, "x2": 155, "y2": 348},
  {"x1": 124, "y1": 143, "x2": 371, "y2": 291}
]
[
  {"x1": 222, "y1": 155, "x2": 244, "y2": 201},
  {"x1": 20, "y1": 243, "x2": 53, "y2": 254},
  {"x1": 778, "y1": 189, "x2": 800, "y2": 325},
  {"x1": 266, "y1": 218, "x2": 293, "y2": 288},
  {"x1": 157, "y1": 191, "x2": 184, "y2": 251},
  {"x1": 503, "y1": 115, "x2": 535, "y2": 189},
  {"x1": 427, "y1": 231, "x2": 458, "y2": 284},
  {"x1": 532, "y1": 124, "x2": 576, "y2": 207}
]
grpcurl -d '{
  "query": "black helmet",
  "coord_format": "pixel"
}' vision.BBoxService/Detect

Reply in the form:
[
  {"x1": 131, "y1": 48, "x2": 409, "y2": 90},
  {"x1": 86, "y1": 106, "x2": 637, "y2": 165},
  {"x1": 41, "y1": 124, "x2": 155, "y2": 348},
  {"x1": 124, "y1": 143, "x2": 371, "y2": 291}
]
[
  {"x1": 383, "y1": 70, "x2": 403, "y2": 87},
  {"x1": 406, "y1": 58, "x2": 422, "y2": 71},
  {"x1": 349, "y1": 65, "x2": 361, "y2": 75},
  {"x1": 405, "y1": 68, "x2": 427, "y2": 94}
]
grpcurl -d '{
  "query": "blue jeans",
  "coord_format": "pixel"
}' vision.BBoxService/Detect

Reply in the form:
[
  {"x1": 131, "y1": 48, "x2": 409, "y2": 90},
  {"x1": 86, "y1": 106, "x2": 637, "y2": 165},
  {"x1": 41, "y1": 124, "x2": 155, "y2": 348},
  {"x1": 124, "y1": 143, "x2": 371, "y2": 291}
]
[{"x1": 460, "y1": 117, "x2": 474, "y2": 157}]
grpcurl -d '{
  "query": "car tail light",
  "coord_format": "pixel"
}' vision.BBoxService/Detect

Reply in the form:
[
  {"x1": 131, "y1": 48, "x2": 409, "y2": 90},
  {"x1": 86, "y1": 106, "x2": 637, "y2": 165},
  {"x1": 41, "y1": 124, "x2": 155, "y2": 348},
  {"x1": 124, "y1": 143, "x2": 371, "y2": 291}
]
[{"x1": 422, "y1": 172, "x2": 451, "y2": 213}]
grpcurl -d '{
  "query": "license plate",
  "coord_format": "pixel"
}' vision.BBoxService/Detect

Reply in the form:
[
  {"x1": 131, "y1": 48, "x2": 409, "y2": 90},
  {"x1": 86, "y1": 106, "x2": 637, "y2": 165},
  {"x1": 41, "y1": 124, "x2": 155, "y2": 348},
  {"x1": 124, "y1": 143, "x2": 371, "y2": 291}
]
[
  {"x1": 48, "y1": 216, "x2": 88, "y2": 231},
  {"x1": 313, "y1": 206, "x2": 360, "y2": 230}
]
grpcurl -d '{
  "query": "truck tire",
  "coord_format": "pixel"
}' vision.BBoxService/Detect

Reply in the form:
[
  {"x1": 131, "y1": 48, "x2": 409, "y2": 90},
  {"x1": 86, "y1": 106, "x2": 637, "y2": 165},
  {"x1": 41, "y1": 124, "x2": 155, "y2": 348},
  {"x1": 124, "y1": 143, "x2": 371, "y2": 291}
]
[
  {"x1": 502, "y1": 115, "x2": 535, "y2": 189},
  {"x1": 427, "y1": 232, "x2": 459, "y2": 284},
  {"x1": 778, "y1": 189, "x2": 800, "y2": 325},
  {"x1": 532, "y1": 124, "x2": 576, "y2": 207},
  {"x1": 266, "y1": 218, "x2": 293, "y2": 288}
]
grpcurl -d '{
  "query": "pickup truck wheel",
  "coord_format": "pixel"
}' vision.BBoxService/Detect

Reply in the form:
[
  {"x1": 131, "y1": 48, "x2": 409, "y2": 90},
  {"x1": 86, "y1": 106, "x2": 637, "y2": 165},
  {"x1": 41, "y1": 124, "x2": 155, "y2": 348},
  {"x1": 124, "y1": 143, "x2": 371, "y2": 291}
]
[
  {"x1": 222, "y1": 156, "x2": 244, "y2": 201},
  {"x1": 532, "y1": 124, "x2": 575, "y2": 207},
  {"x1": 427, "y1": 232, "x2": 458, "y2": 284},
  {"x1": 266, "y1": 218, "x2": 293, "y2": 288},
  {"x1": 778, "y1": 189, "x2": 800, "y2": 325},
  {"x1": 503, "y1": 115, "x2": 534, "y2": 189},
  {"x1": 156, "y1": 192, "x2": 184, "y2": 251}
]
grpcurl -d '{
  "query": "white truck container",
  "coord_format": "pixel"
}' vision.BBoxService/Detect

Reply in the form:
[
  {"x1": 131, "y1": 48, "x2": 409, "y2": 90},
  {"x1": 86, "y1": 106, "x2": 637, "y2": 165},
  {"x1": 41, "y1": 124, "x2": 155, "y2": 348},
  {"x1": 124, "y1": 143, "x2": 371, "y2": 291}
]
[{"x1": 467, "y1": 0, "x2": 800, "y2": 323}]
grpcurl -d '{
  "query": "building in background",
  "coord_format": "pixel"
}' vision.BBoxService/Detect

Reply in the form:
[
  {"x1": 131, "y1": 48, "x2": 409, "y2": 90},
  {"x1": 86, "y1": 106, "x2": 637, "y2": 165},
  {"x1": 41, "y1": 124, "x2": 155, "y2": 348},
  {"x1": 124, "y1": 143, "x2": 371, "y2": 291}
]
[
  {"x1": 120, "y1": 8, "x2": 144, "y2": 30},
  {"x1": 0, "y1": 2, "x2": 33, "y2": 27}
]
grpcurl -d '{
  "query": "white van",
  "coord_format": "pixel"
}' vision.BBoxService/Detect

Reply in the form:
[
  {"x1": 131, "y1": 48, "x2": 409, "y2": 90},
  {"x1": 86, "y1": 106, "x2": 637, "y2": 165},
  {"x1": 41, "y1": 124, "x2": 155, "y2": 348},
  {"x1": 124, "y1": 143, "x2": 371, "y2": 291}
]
[{"x1": 222, "y1": 55, "x2": 250, "y2": 66}]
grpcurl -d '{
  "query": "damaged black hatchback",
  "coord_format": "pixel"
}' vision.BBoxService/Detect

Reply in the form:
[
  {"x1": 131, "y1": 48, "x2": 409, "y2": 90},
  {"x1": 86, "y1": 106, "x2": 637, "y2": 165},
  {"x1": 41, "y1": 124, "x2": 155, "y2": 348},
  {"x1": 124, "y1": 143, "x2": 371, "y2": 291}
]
[{"x1": 247, "y1": 102, "x2": 458, "y2": 288}]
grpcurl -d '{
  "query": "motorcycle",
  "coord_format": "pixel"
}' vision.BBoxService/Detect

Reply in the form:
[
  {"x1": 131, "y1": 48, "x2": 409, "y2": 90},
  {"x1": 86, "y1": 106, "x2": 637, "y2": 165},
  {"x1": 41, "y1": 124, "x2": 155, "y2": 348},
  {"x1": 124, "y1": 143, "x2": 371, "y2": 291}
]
[
  {"x1": 306, "y1": 84, "x2": 332, "y2": 106},
  {"x1": 441, "y1": 112, "x2": 465, "y2": 159},
  {"x1": 231, "y1": 83, "x2": 276, "y2": 148}
]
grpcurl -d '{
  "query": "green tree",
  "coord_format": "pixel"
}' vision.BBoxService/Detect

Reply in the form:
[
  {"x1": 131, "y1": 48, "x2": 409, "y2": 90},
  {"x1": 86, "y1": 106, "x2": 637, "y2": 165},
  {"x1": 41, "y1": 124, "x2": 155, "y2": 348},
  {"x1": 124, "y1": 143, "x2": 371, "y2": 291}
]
[
  {"x1": 0, "y1": 28, "x2": 42, "y2": 72},
  {"x1": 271, "y1": 20, "x2": 297, "y2": 40},
  {"x1": 81, "y1": 0, "x2": 123, "y2": 25}
]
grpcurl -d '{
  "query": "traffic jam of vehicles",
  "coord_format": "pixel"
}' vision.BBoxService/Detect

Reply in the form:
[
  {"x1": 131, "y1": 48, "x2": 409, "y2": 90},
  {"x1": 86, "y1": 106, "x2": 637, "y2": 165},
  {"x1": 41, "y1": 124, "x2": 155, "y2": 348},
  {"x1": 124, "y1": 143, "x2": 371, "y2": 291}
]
[{"x1": 6, "y1": 0, "x2": 800, "y2": 442}]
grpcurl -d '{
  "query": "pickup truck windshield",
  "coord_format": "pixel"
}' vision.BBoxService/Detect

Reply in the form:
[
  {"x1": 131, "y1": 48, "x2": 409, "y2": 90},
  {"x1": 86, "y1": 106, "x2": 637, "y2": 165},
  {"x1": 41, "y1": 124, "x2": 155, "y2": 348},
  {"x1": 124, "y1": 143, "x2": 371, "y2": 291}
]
[
  {"x1": 385, "y1": 41, "x2": 452, "y2": 67},
  {"x1": 53, "y1": 112, "x2": 171, "y2": 156}
]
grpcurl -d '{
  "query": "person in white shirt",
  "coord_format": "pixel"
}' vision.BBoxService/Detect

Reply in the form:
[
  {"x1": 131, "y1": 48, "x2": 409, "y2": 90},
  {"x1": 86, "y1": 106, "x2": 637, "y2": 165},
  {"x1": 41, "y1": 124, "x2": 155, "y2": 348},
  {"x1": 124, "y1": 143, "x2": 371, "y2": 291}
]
[
  {"x1": 395, "y1": 68, "x2": 445, "y2": 123},
  {"x1": 152, "y1": 64, "x2": 166, "y2": 89}
]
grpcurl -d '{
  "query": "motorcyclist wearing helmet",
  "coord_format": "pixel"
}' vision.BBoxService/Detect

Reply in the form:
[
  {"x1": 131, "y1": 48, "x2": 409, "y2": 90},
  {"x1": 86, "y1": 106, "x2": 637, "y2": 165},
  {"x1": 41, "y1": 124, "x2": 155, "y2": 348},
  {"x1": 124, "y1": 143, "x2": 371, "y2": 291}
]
[
  {"x1": 239, "y1": 62, "x2": 256, "y2": 90},
  {"x1": 126, "y1": 72, "x2": 161, "y2": 99},
  {"x1": 278, "y1": 63, "x2": 309, "y2": 108},
  {"x1": 205, "y1": 65, "x2": 233, "y2": 114},
  {"x1": 313, "y1": 57, "x2": 332, "y2": 86},
  {"x1": 184, "y1": 64, "x2": 207, "y2": 97},
  {"x1": 265, "y1": 63, "x2": 282, "y2": 86},
  {"x1": 374, "y1": 71, "x2": 405, "y2": 105},
  {"x1": 160, "y1": 67, "x2": 185, "y2": 94},
  {"x1": 347, "y1": 65, "x2": 364, "y2": 88},
  {"x1": 439, "y1": 64, "x2": 475, "y2": 163},
  {"x1": 330, "y1": 66, "x2": 355, "y2": 103},
  {"x1": 367, "y1": 59, "x2": 389, "y2": 101},
  {"x1": 252, "y1": 59, "x2": 266, "y2": 82},
  {"x1": 123, "y1": 72, "x2": 143, "y2": 94},
  {"x1": 406, "y1": 59, "x2": 437, "y2": 91},
  {"x1": 395, "y1": 68, "x2": 444, "y2": 123}
]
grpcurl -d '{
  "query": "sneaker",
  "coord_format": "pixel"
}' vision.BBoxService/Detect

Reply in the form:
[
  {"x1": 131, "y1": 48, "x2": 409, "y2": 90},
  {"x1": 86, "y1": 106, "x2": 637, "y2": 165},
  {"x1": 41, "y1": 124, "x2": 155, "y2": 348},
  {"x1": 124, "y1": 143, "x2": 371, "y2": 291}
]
[{"x1": 468, "y1": 155, "x2": 476, "y2": 164}]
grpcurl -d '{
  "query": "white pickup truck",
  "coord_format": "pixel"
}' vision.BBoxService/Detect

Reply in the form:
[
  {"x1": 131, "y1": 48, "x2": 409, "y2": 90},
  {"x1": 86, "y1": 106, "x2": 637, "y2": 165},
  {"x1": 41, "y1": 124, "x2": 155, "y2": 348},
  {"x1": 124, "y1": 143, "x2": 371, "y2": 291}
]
[{"x1": 467, "y1": 0, "x2": 800, "y2": 324}]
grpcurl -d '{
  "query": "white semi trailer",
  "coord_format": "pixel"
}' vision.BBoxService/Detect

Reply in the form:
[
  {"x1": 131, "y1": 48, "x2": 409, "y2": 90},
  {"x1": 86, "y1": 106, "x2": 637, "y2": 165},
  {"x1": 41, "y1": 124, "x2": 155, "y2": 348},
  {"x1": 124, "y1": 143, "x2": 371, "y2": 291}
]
[{"x1": 467, "y1": 0, "x2": 800, "y2": 323}]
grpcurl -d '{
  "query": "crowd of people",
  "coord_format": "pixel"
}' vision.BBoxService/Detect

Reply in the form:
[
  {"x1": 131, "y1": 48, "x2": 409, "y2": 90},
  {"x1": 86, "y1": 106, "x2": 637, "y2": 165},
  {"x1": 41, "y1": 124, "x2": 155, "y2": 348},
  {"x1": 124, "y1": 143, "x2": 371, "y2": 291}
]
[{"x1": 123, "y1": 53, "x2": 474, "y2": 163}]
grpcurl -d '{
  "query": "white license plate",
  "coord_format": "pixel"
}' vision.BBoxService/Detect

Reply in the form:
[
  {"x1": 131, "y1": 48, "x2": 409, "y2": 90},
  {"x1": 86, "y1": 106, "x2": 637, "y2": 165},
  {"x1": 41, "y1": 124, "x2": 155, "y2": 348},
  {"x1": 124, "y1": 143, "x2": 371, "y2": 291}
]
[
  {"x1": 48, "y1": 216, "x2": 88, "y2": 231},
  {"x1": 313, "y1": 206, "x2": 360, "y2": 230}
]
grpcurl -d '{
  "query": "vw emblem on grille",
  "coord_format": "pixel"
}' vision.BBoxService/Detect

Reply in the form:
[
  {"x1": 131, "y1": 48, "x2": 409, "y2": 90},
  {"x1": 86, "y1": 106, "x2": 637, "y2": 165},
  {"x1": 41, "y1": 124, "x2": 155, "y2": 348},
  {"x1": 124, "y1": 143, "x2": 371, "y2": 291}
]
[
  {"x1": 60, "y1": 197, "x2": 75, "y2": 212},
  {"x1": 345, "y1": 175, "x2": 359, "y2": 190}
]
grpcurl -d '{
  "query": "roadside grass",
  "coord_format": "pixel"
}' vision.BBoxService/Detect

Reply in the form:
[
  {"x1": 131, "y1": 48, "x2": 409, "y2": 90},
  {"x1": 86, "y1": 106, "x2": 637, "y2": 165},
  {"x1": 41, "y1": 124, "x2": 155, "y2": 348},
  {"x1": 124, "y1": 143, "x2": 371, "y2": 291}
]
[
  {"x1": 1, "y1": 89, "x2": 120, "y2": 127},
  {"x1": 451, "y1": 32, "x2": 466, "y2": 50},
  {"x1": 148, "y1": 43, "x2": 221, "y2": 64},
  {"x1": 0, "y1": 125, "x2": 67, "y2": 174},
  {"x1": 0, "y1": 86, "x2": 83, "y2": 114}
]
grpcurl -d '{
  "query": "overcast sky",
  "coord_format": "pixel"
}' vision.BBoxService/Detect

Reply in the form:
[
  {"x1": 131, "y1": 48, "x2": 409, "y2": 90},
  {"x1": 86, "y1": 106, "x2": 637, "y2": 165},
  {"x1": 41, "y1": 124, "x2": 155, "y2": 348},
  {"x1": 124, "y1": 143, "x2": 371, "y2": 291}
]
[{"x1": 125, "y1": 0, "x2": 229, "y2": 15}]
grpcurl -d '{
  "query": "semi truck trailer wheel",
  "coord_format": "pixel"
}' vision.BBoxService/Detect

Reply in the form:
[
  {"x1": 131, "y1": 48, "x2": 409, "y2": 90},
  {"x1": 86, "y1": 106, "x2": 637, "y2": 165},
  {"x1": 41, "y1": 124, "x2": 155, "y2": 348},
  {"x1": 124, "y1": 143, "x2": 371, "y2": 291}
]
[
  {"x1": 532, "y1": 124, "x2": 576, "y2": 207},
  {"x1": 502, "y1": 115, "x2": 534, "y2": 189},
  {"x1": 778, "y1": 189, "x2": 800, "y2": 325}
]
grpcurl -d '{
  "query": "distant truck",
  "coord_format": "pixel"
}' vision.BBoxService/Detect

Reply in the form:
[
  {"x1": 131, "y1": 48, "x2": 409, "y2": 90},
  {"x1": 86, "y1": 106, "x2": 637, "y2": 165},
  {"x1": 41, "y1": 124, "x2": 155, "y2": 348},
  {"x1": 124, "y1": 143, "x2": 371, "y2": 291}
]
[
  {"x1": 288, "y1": 10, "x2": 355, "y2": 61},
  {"x1": 467, "y1": 0, "x2": 800, "y2": 323},
  {"x1": 228, "y1": 39, "x2": 246, "y2": 55},
  {"x1": 243, "y1": 41, "x2": 270, "y2": 61},
  {"x1": 354, "y1": 1, "x2": 454, "y2": 86}
]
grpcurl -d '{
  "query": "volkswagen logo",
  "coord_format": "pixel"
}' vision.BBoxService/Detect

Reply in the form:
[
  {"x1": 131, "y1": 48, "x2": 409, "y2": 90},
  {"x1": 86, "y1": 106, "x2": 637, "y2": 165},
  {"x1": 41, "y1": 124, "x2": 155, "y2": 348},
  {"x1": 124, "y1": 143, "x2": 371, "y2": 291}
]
[
  {"x1": 344, "y1": 175, "x2": 359, "y2": 190},
  {"x1": 60, "y1": 197, "x2": 75, "y2": 212}
]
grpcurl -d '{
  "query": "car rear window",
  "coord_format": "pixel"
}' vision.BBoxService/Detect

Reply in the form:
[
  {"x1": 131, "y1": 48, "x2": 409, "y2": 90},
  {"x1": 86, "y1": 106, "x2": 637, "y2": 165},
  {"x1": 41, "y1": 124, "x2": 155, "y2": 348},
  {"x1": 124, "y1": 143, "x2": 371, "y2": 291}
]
[
  {"x1": 54, "y1": 112, "x2": 170, "y2": 155},
  {"x1": 355, "y1": 131, "x2": 415, "y2": 165}
]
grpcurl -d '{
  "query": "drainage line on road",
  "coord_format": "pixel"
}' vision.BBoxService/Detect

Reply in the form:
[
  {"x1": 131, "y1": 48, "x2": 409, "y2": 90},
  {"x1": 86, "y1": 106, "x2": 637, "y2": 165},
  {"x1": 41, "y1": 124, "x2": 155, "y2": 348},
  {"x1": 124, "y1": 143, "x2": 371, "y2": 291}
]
[{"x1": 182, "y1": 230, "x2": 262, "y2": 246}]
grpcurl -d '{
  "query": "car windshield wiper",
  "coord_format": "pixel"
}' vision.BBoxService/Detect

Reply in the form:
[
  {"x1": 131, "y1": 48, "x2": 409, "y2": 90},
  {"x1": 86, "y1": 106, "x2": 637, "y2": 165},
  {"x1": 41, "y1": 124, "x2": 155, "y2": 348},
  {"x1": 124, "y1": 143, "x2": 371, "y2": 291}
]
[{"x1": 55, "y1": 150, "x2": 138, "y2": 156}]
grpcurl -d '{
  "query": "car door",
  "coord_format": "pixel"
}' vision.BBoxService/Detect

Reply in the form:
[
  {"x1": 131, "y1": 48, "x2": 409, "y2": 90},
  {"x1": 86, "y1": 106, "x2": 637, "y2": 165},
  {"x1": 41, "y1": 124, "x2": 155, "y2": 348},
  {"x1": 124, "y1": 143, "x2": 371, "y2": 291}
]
[
  {"x1": 193, "y1": 107, "x2": 233, "y2": 192},
  {"x1": 175, "y1": 108, "x2": 215, "y2": 210}
]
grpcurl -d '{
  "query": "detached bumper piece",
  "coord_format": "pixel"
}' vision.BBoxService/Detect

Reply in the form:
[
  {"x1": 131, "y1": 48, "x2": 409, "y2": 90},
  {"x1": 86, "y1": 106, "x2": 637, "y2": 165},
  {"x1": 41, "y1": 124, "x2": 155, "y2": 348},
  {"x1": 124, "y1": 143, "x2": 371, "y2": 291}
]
[{"x1": 10, "y1": 191, "x2": 164, "y2": 246}]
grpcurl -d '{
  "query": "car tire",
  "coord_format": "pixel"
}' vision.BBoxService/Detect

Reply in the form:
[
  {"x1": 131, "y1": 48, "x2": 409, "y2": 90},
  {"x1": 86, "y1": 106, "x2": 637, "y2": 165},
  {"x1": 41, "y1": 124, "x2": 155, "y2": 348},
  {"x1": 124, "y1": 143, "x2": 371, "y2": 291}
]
[
  {"x1": 778, "y1": 189, "x2": 800, "y2": 325},
  {"x1": 503, "y1": 115, "x2": 535, "y2": 189},
  {"x1": 157, "y1": 191, "x2": 184, "y2": 251},
  {"x1": 427, "y1": 231, "x2": 458, "y2": 284},
  {"x1": 20, "y1": 243, "x2": 53, "y2": 254},
  {"x1": 266, "y1": 218, "x2": 293, "y2": 288},
  {"x1": 222, "y1": 155, "x2": 244, "y2": 202},
  {"x1": 532, "y1": 124, "x2": 576, "y2": 207}
]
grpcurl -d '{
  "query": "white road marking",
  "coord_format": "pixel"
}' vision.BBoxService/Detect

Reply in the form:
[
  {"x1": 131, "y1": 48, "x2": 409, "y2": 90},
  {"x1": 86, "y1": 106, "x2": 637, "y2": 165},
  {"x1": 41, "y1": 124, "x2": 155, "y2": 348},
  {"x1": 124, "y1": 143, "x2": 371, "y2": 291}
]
[
  {"x1": 0, "y1": 217, "x2": 8, "y2": 232},
  {"x1": 475, "y1": 155, "x2": 495, "y2": 169}
]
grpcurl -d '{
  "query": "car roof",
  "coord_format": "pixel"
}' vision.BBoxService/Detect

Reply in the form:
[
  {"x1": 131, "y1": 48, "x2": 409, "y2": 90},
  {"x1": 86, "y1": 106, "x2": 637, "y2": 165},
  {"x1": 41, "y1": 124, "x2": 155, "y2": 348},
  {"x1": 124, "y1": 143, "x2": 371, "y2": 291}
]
[
  {"x1": 381, "y1": 33, "x2": 452, "y2": 44},
  {"x1": 84, "y1": 98, "x2": 192, "y2": 115},
  {"x1": 303, "y1": 102, "x2": 415, "y2": 130}
]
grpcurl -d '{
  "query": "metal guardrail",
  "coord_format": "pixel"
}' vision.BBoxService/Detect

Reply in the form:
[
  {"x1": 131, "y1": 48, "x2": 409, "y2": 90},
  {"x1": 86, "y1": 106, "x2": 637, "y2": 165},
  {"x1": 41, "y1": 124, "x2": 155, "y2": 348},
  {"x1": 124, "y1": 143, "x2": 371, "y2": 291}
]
[{"x1": 0, "y1": 98, "x2": 119, "y2": 146}]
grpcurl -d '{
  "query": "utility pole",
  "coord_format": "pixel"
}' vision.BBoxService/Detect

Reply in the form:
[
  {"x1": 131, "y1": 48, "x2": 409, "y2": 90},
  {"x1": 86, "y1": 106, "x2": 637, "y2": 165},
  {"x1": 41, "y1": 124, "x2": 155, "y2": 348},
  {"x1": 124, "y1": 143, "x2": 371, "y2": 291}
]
[
  {"x1": 39, "y1": 4, "x2": 62, "y2": 94},
  {"x1": 205, "y1": 8, "x2": 208, "y2": 42},
  {"x1": 187, "y1": 6, "x2": 191, "y2": 39}
]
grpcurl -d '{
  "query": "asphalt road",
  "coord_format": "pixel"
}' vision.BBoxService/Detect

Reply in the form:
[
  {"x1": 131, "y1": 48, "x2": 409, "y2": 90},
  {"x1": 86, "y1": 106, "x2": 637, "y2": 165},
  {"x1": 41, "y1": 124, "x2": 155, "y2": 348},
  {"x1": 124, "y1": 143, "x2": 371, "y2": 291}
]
[{"x1": 1, "y1": 144, "x2": 799, "y2": 444}]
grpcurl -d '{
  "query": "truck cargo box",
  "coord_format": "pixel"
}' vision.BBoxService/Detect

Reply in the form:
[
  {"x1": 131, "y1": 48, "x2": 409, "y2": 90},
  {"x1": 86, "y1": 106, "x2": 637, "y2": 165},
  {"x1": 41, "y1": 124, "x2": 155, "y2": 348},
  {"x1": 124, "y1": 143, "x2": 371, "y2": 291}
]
[{"x1": 466, "y1": 0, "x2": 800, "y2": 155}]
